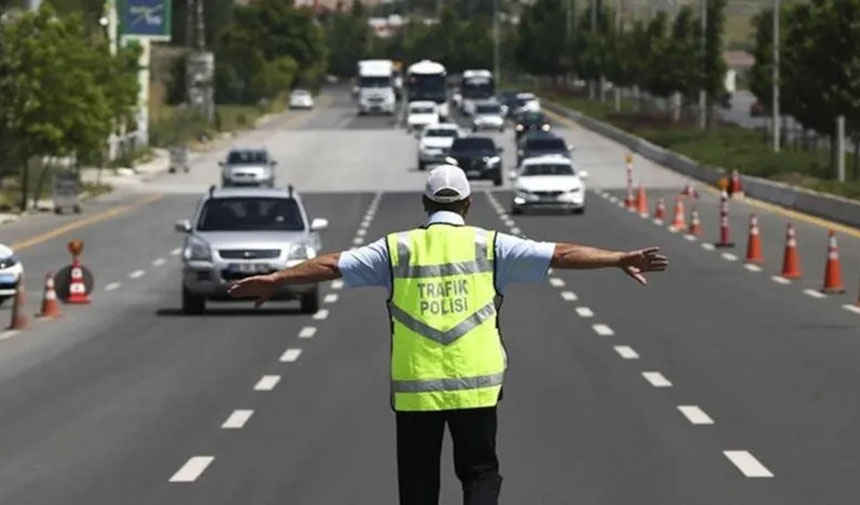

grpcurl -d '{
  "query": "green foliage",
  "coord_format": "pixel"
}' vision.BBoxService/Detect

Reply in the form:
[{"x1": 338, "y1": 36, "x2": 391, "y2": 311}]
[
  {"x1": 516, "y1": 0, "x2": 566, "y2": 77},
  {"x1": 704, "y1": 0, "x2": 728, "y2": 112},
  {"x1": 323, "y1": 1, "x2": 373, "y2": 77}
]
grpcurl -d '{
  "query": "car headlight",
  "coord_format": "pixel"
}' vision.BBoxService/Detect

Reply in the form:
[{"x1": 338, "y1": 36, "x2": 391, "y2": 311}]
[
  {"x1": 183, "y1": 236, "x2": 212, "y2": 261},
  {"x1": 288, "y1": 243, "x2": 315, "y2": 260},
  {"x1": 482, "y1": 156, "x2": 501, "y2": 165},
  {"x1": 541, "y1": 124, "x2": 551, "y2": 131},
  {"x1": 515, "y1": 189, "x2": 538, "y2": 201},
  {"x1": 445, "y1": 156, "x2": 458, "y2": 165},
  {"x1": 0, "y1": 254, "x2": 18, "y2": 269},
  {"x1": 515, "y1": 124, "x2": 524, "y2": 131}
]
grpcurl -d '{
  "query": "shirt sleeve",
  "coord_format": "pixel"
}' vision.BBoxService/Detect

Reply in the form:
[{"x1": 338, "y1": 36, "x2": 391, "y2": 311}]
[
  {"x1": 337, "y1": 238, "x2": 392, "y2": 289},
  {"x1": 494, "y1": 232, "x2": 556, "y2": 293}
]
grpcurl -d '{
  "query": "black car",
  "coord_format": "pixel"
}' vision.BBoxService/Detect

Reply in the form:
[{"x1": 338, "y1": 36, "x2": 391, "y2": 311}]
[
  {"x1": 516, "y1": 132, "x2": 571, "y2": 166},
  {"x1": 446, "y1": 136, "x2": 503, "y2": 186},
  {"x1": 497, "y1": 90, "x2": 520, "y2": 117},
  {"x1": 514, "y1": 111, "x2": 551, "y2": 140}
]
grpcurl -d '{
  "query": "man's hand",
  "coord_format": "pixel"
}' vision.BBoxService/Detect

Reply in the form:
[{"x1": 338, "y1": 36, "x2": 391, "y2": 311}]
[
  {"x1": 227, "y1": 273, "x2": 279, "y2": 308},
  {"x1": 618, "y1": 246, "x2": 668, "y2": 285}
]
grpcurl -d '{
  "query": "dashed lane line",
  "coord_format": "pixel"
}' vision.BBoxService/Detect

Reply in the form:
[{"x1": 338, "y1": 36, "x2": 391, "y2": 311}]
[
  {"x1": 723, "y1": 450, "x2": 774, "y2": 478},
  {"x1": 170, "y1": 248, "x2": 182, "y2": 256},
  {"x1": 510, "y1": 227, "x2": 521, "y2": 235},
  {"x1": 803, "y1": 289, "x2": 826, "y2": 299},
  {"x1": 771, "y1": 275, "x2": 791, "y2": 285},
  {"x1": 331, "y1": 280, "x2": 344, "y2": 290},
  {"x1": 721, "y1": 252, "x2": 738, "y2": 262},
  {"x1": 221, "y1": 409, "x2": 254, "y2": 429},
  {"x1": 842, "y1": 304, "x2": 860, "y2": 315},
  {"x1": 560, "y1": 291, "x2": 578, "y2": 301},
  {"x1": 298, "y1": 326, "x2": 317, "y2": 338},
  {"x1": 105, "y1": 282, "x2": 121, "y2": 291},
  {"x1": 548, "y1": 277, "x2": 565, "y2": 288},
  {"x1": 152, "y1": 257, "x2": 167, "y2": 267},
  {"x1": 312, "y1": 309, "x2": 330, "y2": 320},
  {"x1": 575, "y1": 307, "x2": 594, "y2": 318},
  {"x1": 356, "y1": 228, "x2": 367, "y2": 237},
  {"x1": 324, "y1": 293, "x2": 339, "y2": 304},
  {"x1": 701, "y1": 243, "x2": 716, "y2": 251},
  {"x1": 683, "y1": 234, "x2": 698, "y2": 241},
  {"x1": 279, "y1": 348, "x2": 302, "y2": 363},
  {"x1": 254, "y1": 375, "x2": 281, "y2": 391},
  {"x1": 613, "y1": 345, "x2": 639, "y2": 359},
  {"x1": 652, "y1": 219, "x2": 664, "y2": 226},
  {"x1": 129, "y1": 270, "x2": 145, "y2": 279},
  {"x1": 677, "y1": 405, "x2": 715, "y2": 425},
  {"x1": 744, "y1": 264, "x2": 763, "y2": 272},
  {"x1": 642, "y1": 371, "x2": 673, "y2": 388},
  {"x1": 353, "y1": 237, "x2": 364, "y2": 246},
  {"x1": 169, "y1": 456, "x2": 214, "y2": 483},
  {"x1": 592, "y1": 324, "x2": 615, "y2": 336}
]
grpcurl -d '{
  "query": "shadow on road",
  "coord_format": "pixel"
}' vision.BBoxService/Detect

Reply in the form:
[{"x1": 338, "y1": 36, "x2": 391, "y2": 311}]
[{"x1": 155, "y1": 307, "x2": 303, "y2": 317}]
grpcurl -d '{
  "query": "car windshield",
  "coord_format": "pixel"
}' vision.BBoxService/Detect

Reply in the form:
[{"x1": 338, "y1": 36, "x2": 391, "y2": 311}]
[
  {"x1": 411, "y1": 105, "x2": 435, "y2": 114},
  {"x1": 292, "y1": 90, "x2": 309, "y2": 96},
  {"x1": 476, "y1": 104, "x2": 501, "y2": 114},
  {"x1": 519, "y1": 113, "x2": 546, "y2": 125},
  {"x1": 359, "y1": 76, "x2": 391, "y2": 88},
  {"x1": 227, "y1": 150, "x2": 268, "y2": 165},
  {"x1": 515, "y1": 95, "x2": 535, "y2": 106},
  {"x1": 526, "y1": 138, "x2": 566, "y2": 151},
  {"x1": 451, "y1": 137, "x2": 495, "y2": 152},
  {"x1": 425, "y1": 128, "x2": 458, "y2": 138},
  {"x1": 197, "y1": 198, "x2": 304, "y2": 232},
  {"x1": 522, "y1": 163, "x2": 574, "y2": 176}
]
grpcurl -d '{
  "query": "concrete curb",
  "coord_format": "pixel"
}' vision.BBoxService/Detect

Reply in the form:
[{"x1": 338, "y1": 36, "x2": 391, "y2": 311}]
[{"x1": 542, "y1": 98, "x2": 860, "y2": 229}]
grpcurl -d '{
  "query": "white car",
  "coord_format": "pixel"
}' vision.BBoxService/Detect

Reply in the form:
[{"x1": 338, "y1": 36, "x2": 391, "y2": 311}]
[
  {"x1": 511, "y1": 154, "x2": 587, "y2": 214},
  {"x1": 471, "y1": 101, "x2": 505, "y2": 132},
  {"x1": 0, "y1": 244, "x2": 23, "y2": 304},
  {"x1": 513, "y1": 92, "x2": 541, "y2": 114},
  {"x1": 417, "y1": 123, "x2": 461, "y2": 170},
  {"x1": 406, "y1": 101, "x2": 439, "y2": 133},
  {"x1": 289, "y1": 89, "x2": 314, "y2": 109}
]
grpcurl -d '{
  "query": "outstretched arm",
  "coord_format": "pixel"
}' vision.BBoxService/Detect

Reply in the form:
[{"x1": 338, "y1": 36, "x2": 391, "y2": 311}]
[
  {"x1": 550, "y1": 244, "x2": 667, "y2": 285},
  {"x1": 227, "y1": 252, "x2": 342, "y2": 307}
]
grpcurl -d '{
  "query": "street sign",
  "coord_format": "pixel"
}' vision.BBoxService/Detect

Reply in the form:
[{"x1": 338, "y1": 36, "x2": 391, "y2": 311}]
[{"x1": 119, "y1": 0, "x2": 172, "y2": 41}]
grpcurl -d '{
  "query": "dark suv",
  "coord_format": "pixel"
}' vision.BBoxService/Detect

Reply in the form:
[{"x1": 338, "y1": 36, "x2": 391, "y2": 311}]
[
  {"x1": 516, "y1": 132, "x2": 571, "y2": 166},
  {"x1": 446, "y1": 136, "x2": 503, "y2": 186},
  {"x1": 514, "y1": 111, "x2": 551, "y2": 140}
]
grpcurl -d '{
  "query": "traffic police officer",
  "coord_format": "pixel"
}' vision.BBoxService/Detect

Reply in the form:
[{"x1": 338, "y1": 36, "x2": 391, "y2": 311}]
[{"x1": 228, "y1": 165, "x2": 668, "y2": 505}]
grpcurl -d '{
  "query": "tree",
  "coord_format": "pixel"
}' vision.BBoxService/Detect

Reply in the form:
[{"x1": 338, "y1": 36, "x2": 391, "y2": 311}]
[
  {"x1": 703, "y1": 0, "x2": 728, "y2": 125},
  {"x1": 515, "y1": 0, "x2": 566, "y2": 77},
  {"x1": 324, "y1": 0, "x2": 373, "y2": 77}
]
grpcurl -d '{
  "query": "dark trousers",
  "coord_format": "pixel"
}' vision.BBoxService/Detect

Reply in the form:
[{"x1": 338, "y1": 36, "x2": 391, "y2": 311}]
[{"x1": 396, "y1": 407, "x2": 502, "y2": 505}]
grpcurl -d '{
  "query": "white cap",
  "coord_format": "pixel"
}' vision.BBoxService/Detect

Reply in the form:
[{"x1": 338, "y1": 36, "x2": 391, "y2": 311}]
[{"x1": 424, "y1": 165, "x2": 471, "y2": 203}]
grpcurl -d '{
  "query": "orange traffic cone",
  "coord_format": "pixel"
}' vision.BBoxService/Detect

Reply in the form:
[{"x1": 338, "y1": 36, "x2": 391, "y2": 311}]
[
  {"x1": 636, "y1": 185, "x2": 648, "y2": 216},
  {"x1": 67, "y1": 259, "x2": 91, "y2": 304},
  {"x1": 36, "y1": 273, "x2": 62, "y2": 319},
  {"x1": 669, "y1": 197, "x2": 686, "y2": 230},
  {"x1": 680, "y1": 181, "x2": 698, "y2": 199},
  {"x1": 745, "y1": 214, "x2": 764, "y2": 263},
  {"x1": 7, "y1": 276, "x2": 27, "y2": 330},
  {"x1": 688, "y1": 207, "x2": 702, "y2": 236},
  {"x1": 729, "y1": 169, "x2": 744, "y2": 198},
  {"x1": 653, "y1": 198, "x2": 666, "y2": 221},
  {"x1": 821, "y1": 230, "x2": 845, "y2": 293},
  {"x1": 624, "y1": 186, "x2": 635, "y2": 210},
  {"x1": 780, "y1": 223, "x2": 802, "y2": 279}
]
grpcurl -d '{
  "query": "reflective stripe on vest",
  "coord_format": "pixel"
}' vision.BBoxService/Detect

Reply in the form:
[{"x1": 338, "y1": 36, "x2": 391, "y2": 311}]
[{"x1": 387, "y1": 226, "x2": 506, "y2": 412}]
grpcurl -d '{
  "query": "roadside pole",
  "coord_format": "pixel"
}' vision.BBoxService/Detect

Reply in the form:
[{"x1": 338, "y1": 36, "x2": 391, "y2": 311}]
[
  {"x1": 772, "y1": 0, "x2": 781, "y2": 152},
  {"x1": 699, "y1": 0, "x2": 707, "y2": 131},
  {"x1": 836, "y1": 115, "x2": 846, "y2": 183}
]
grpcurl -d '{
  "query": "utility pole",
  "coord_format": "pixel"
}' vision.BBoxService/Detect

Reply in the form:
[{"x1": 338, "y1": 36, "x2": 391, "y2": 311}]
[
  {"x1": 589, "y1": 0, "x2": 597, "y2": 99},
  {"x1": 493, "y1": 0, "x2": 500, "y2": 82},
  {"x1": 699, "y1": 0, "x2": 707, "y2": 131},
  {"x1": 772, "y1": 0, "x2": 781, "y2": 152},
  {"x1": 614, "y1": 0, "x2": 623, "y2": 111},
  {"x1": 836, "y1": 115, "x2": 845, "y2": 182}
]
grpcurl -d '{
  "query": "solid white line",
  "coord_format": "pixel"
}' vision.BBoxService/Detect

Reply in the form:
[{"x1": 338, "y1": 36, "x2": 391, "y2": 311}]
[
  {"x1": 677, "y1": 405, "x2": 714, "y2": 425},
  {"x1": 575, "y1": 307, "x2": 594, "y2": 318},
  {"x1": 771, "y1": 275, "x2": 791, "y2": 284},
  {"x1": 331, "y1": 280, "x2": 344, "y2": 290},
  {"x1": 683, "y1": 234, "x2": 697, "y2": 241},
  {"x1": 356, "y1": 228, "x2": 367, "y2": 237},
  {"x1": 613, "y1": 345, "x2": 639, "y2": 359},
  {"x1": 152, "y1": 257, "x2": 167, "y2": 267},
  {"x1": 842, "y1": 304, "x2": 860, "y2": 315},
  {"x1": 254, "y1": 375, "x2": 281, "y2": 391},
  {"x1": 169, "y1": 456, "x2": 214, "y2": 483},
  {"x1": 592, "y1": 324, "x2": 614, "y2": 336},
  {"x1": 701, "y1": 243, "x2": 715, "y2": 251},
  {"x1": 353, "y1": 237, "x2": 364, "y2": 245},
  {"x1": 279, "y1": 348, "x2": 302, "y2": 362},
  {"x1": 723, "y1": 450, "x2": 774, "y2": 478},
  {"x1": 105, "y1": 282, "x2": 121, "y2": 291},
  {"x1": 548, "y1": 277, "x2": 565, "y2": 288},
  {"x1": 312, "y1": 309, "x2": 329, "y2": 320},
  {"x1": 298, "y1": 326, "x2": 317, "y2": 338},
  {"x1": 744, "y1": 264, "x2": 763, "y2": 272},
  {"x1": 560, "y1": 291, "x2": 578, "y2": 301},
  {"x1": 510, "y1": 227, "x2": 521, "y2": 235},
  {"x1": 721, "y1": 253, "x2": 738, "y2": 262},
  {"x1": 324, "y1": 293, "x2": 339, "y2": 304},
  {"x1": 642, "y1": 371, "x2": 672, "y2": 388},
  {"x1": 170, "y1": 247, "x2": 182, "y2": 256},
  {"x1": 803, "y1": 289, "x2": 826, "y2": 299},
  {"x1": 129, "y1": 269, "x2": 145, "y2": 279},
  {"x1": 221, "y1": 409, "x2": 254, "y2": 429}
]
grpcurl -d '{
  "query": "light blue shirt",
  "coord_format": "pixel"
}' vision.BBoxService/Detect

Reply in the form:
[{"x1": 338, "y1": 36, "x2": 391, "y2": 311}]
[{"x1": 337, "y1": 211, "x2": 556, "y2": 294}]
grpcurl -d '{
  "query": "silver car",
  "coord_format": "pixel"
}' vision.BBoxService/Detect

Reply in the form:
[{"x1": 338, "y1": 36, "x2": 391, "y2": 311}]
[
  {"x1": 175, "y1": 186, "x2": 328, "y2": 314},
  {"x1": 219, "y1": 148, "x2": 277, "y2": 187}
]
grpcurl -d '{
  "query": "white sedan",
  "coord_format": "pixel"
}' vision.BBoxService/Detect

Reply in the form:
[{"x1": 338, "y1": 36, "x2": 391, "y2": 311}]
[
  {"x1": 0, "y1": 243, "x2": 23, "y2": 304},
  {"x1": 406, "y1": 101, "x2": 439, "y2": 133},
  {"x1": 511, "y1": 154, "x2": 588, "y2": 215},
  {"x1": 417, "y1": 123, "x2": 461, "y2": 170},
  {"x1": 289, "y1": 89, "x2": 314, "y2": 109}
]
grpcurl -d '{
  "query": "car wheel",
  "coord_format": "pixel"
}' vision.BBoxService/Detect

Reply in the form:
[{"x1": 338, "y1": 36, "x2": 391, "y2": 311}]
[
  {"x1": 418, "y1": 160, "x2": 425, "y2": 171},
  {"x1": 573, "y1": 207, "x2": 585, "y2": 215},
  {"x1": 499, "y1": 126, "x2": 505, "y2": 132},
  {"x1": 182, "y1": 287, "x2": 205, "y2": 314},
  {"x1": 511, "y1": 206, "x2": 523, "y2": 215},
  {"x1": 492, "y1": 172, "x2": 503, "y2": 186},
  {"x1": 300, "y1": 288, "x2": 319, "y2": 314}
]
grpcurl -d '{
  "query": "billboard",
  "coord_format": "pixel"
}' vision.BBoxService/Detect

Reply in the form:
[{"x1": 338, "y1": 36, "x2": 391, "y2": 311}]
[{"x1": 119, "y1": 0, "x2": 172, "y2": 41}]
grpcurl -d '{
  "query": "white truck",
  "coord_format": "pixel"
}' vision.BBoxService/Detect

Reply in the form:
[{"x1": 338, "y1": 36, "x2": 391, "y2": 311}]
[{"x1": 356, "y1": 59, "x2": 397, "y2": 115}]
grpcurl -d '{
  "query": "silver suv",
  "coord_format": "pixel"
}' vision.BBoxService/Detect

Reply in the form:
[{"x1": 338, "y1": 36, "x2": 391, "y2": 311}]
[
  {"x1": 175, "y1": 186, "x2": 328, "y2": 314},
  {"x1": 219, "y1": 148, "x2": 277, "y2": 187}
]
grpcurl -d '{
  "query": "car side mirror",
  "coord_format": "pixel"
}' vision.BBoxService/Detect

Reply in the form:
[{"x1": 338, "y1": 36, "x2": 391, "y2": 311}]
[
  {"x1": 508, "y1": 171, "x2": 518, "y2": 180},
  {"x1": 175, "y1": 219, "x2": 192, "y2": 233},
  {"x1": 218, "y1": 161, "x2": 225, "y2": 167},
  {"x1": 310, "y1": 218, "x2": 329, "y2": 232},
  {"x1": 578, "y1": 170, "x2": 589, "y2": 179}
]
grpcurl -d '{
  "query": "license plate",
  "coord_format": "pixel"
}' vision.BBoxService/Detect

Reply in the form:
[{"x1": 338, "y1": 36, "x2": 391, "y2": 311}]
[
  {"x1": 0, "y1": 274, "x2": 15, "y2": 283},
  {"x1": 229, "y1": 263, "x2": 270, "y2": 274},
  {"x1": 467, "y1": 170, "x2": 481, "y2": 177}
]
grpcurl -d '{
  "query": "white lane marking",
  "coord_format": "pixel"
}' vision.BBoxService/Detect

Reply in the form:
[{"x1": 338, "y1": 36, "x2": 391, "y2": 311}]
[
  {"x1": 677, "y1": 405, "x2": 714, "y2": 425},
  {"x1": 683, "y1": 234, "x2": 697, "y2": 241},
  {"x1": 592, "y1": 324, "x2": 614, "y2": 336},
  {"x1": 324, "y1": 293, "x2": 339, "y2": 304},
  {"x1": 254, "y1": 375, "x2": 281, "y2": 391},
  {"x1": 129, "y1": 269, "x2": 145, "y2": 279},
  {"x1": 548, "y1": 277, "x2": 565, "y2": 288},
  {"x1": 356, "y1": 228, "x2": 367, "y2": 237},
  {"x1": 652, "y1": 219, "x2": 664, "y2": 225},
  {"x1": 312, "y1": 309, "x2": 329, "y2": 320},
  {"x1": 575, "y1": 307, "x2": 594, "y2": 318},
  {"x1": 0, "y1": 330, "x2": 20, "y2": 341},
  {"x1": 721, "y1": 253, "x2": 738, "y2": 262},
  {"x1": 503, "y1": 219, "x2": 515, "y2": 227},
  {"x1": 560, "y1": 291, "x2": 578, "y2": 301},
  {"x1": 803, "y1": 289, "x2": 826, "y2": 299},
  {"x1": 701, "y1": 243, "x2": 715, "y2": 251},
  {"x1": 723, "y1": 450, "x2": 774, "y2": 478},
  {"x1": 613, "y1": 345, "x2": 639, "y2": 359},
  {"x1": 331, "y1": 280, "x2": 344, "y2": 290},
  {"x1": 169, "y1": 456, "x2": 214, "y2": 483},
  {"x1": 152, "y1": 257, "x2": 167, "y2": 267},
  {"x1": 279, "y1": 348, "x2": 302, "y2": 362},
  {"x1": 771, "y1": 275, "x2": 791, "y2": 284},
  {"x1": 601, "y1": 192, "x2": 610, "y2": 199},
  {"x1": 170, "y1": 248, "x2": 182, "y2": 256},
  {"x1": 221, "y1": 409, "x2": 254, "y2": 429},
  {"x1": 510, "y1": 227, "x2": 521, "y2": 235},
  {"x1": 608, "y1": 196, "x2": 619, "y2": 203},
  {"x1": 642, "y1": 371, "x2": 672, "y2": 388},
  {"x1": 353, "y1": 237, "x2": 364, "y2": 246},
  {"x1": 298, "y1": 326, "x2": 317, "y2": 338},
  {"x1": 105, "y1": 282, "x2": 121, "y2": 291},
  {"x1": 842, "y1": 304, "x2": 860, "y2": 315},
  {"x1": 744, "y1": 264, "x2": 763, "y2": 272}
]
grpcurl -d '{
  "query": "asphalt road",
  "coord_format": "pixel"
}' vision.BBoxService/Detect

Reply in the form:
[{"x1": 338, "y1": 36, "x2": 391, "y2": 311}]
[{"x1": 0, "y1": 86, "x2": 858, "y2": 504}]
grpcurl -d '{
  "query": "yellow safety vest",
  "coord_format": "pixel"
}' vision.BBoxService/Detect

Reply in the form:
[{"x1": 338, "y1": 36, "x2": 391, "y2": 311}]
[{"x1": 386, "y1": 225, "x2": 506, "y2": 411}]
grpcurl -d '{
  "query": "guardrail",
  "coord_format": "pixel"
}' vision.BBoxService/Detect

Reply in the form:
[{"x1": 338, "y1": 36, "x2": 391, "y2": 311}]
[{"x1": 542, "y1": 98, "x2": 860, "y2": 229}]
